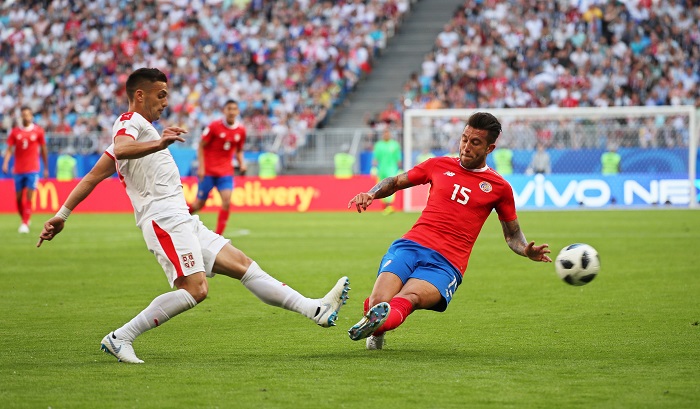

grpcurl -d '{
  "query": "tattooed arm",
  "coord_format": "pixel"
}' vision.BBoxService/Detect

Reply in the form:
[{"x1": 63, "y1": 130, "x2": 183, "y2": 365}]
[
  {"x1": 500, "y1": 219, "x2": 552, "y2": 262},
  {"x1": 348, "y1": 172, "x2": 414, "y2": 213}
]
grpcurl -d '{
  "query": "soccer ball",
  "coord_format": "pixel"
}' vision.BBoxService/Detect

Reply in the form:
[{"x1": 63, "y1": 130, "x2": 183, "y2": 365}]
[{"x1": 555, "y1": 243, "x2": 600, "y2": 286}]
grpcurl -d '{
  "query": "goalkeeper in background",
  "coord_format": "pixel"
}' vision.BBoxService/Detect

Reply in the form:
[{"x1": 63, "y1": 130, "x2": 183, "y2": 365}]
[{"x1": 372, "y1": 128, "x2": 402, "y2": 214}]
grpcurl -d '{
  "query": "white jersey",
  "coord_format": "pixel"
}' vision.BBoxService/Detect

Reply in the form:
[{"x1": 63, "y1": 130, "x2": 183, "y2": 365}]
[{"x1": 106, "y1": 112, "x2": 188, "y2": 228}]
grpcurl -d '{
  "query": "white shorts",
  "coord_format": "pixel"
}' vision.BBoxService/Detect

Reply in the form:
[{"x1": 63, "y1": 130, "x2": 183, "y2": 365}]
[{"x1": 142, "y1": 214, "x2": 229, "y2": 287}]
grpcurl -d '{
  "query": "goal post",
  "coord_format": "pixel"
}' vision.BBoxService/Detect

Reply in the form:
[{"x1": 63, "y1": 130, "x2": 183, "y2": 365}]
[{"x1": 403, "y1": 106, "x2": 698, "y2": 211}]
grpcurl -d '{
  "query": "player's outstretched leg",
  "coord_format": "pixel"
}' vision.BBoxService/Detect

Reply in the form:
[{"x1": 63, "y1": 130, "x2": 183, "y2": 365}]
[
  {"x1": 313, "y1": 276, "x2": 351, "y2": 327},
  {"x1": 100, "y1": 332, "x2": 144, "y2": 364},
  {"x1": 348, "y1": 302, "x2": 390, "y2": 341}
]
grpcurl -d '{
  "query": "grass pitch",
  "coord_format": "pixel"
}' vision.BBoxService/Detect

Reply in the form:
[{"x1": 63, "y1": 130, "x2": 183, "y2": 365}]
[{"x1": 1, "y1": 209, "x2": 699, "y2": 408}]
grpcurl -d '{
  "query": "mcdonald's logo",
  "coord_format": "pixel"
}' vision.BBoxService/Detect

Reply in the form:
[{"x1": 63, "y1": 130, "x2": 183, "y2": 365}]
[{"x1": 33, "y1": 181, "x2": 59, "y2": 211}]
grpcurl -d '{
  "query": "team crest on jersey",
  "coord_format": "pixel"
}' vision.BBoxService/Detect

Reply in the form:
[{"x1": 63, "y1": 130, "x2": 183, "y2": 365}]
[
  {"x1": 234, "y1": 135, "x2": 240, "y2": 142},
  {"x1": 479, "y1": 181, "x2": 492, "y2": 192},
  {"x1": 443, "y1": 171, "x2": 455, "y2": 177},
  {"x1": 181, "y1": 253, "x2": 195, "y2": 268},
  {"x1": 219, "y1": 133, "x2": 226, "y2": 138}
]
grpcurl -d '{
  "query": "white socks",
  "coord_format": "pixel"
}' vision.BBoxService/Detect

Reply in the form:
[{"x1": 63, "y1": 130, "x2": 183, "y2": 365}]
[
  {"x1": 240, "y1": 261, "x2": 318, "y2": 319},
  {"x1": 114, "y1": 288, "x2": 197, "y2": 342}
]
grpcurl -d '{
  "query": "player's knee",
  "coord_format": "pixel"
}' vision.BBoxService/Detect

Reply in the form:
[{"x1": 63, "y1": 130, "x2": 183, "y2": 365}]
[{"x1": 189, "y1": 283, "x2": 208, "y2": 303}]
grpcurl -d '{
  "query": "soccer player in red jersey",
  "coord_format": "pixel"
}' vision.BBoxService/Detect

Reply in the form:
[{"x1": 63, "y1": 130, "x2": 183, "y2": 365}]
[
  {"x1": 2, "y1": 107, "x2": 49, "y2": 233},
  {"x1": 189, "y1": 100, "x2": 247, "y2": 235},
  {"x1": 346, "y1": 112, "x2": 552, "y2": 350}
]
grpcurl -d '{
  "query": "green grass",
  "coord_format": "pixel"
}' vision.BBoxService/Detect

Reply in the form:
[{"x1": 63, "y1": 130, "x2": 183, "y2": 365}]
[{"x1": 1, "y1": 210, "x2": 699, "y2": 408}]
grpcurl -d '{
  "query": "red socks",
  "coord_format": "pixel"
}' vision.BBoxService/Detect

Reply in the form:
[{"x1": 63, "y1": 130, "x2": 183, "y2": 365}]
[
  {"x1": 364, "y1": 296, "x2": 414, "y2": 336},
  {"x1": 215, "y1": 209, "x2": 230, "y2": 235},
  {"x1": 17, "y1": 194, "x2": 30, "y2": 224}
]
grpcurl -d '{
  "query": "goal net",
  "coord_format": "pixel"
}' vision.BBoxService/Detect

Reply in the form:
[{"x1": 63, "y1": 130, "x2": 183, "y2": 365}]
[{"x1": 402, "y1": 106, "x2": 698, "y2": 211}]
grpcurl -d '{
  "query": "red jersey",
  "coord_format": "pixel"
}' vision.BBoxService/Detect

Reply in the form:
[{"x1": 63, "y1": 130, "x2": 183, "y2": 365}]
[
  {"x1": 403, "y1": 157, "x2": 517, "y2": 274},
  {"x1": 201, "y1": 120, "x2": 246, "y2": 177},
  {"x1": 7, "y1": 124, "x2": 46, "y2": 174}
]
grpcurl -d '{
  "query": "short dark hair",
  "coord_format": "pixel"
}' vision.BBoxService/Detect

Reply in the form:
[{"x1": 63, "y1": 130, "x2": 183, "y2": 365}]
[
  {"x1": 125, "y1": 68, "x2": 168, "y2": 101},
  {"x1": 20, "y1": 106, "x2": 31, "y2": 113},
  {"x1": 467, "y1": 112, "x2": 502, "y2": 144},
  {"x1": 224, "y1": 99, "x2": 238, "y2": 107}
]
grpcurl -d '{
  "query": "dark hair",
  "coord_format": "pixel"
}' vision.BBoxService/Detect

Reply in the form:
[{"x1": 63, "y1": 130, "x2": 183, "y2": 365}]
[
  {"x1": 20, "y1": 106, "x2": 31, "y2": 113},
  {"x1": 125, "y1": 68, "x2": 168, "y2": 101},
  {"x1": 224, "y1": 99, "x2": 238, "y2": 106},
  {"x1": 467, "y1": 112, "x2": 502, "y2": 144}
]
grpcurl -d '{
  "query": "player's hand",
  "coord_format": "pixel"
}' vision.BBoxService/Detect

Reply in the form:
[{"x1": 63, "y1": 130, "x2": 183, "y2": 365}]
[
  {"x1": 239, "y1": 164, "x2": 248, "y2": 176},
  {"x1": 36, "y1": 217, "x2": 66, "y2": 247},
  {"x1": 43, "y1": 168, "x2": 49, "y2": 179},
  {"x1": 160, "y1": 127, "x2": 187, "y2": 148},
  {"x1": 348, "y1": 192, "x2": 375, "y2": 213},
  {"x1": 525, "y1": 241, "x2": 552, "y2": 262},
  {"x1": 197, "y1": 167, "x2": 205, "y2": 180},
  {"x1": 2, "y1": 163, "x2": 8, "y2": 174}
]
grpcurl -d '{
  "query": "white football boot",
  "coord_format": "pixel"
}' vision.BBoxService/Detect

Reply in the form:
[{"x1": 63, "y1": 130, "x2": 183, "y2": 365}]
[
  {"x1": 100, "y1": 332, "x2": 144, "y2": 364},
  {"x1": 366, "y1": 334, "x2": 385, "y2": 350},
  {"x1": 18, "y1": 223, "x2": 29, "y2": 234},
  {"x1": 313, "y1": 276, "x2": 350, "y2": 327}
]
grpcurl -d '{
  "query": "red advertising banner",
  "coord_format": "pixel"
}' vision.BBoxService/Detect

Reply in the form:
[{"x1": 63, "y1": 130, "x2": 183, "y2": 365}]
[{"x1": 0, "y1": 176, "x2": 403, "y2": 213}]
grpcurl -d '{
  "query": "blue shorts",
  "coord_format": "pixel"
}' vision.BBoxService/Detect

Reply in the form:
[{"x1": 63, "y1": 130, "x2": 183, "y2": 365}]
[
  {"x1": 197, "y1": 175, "x2": 234, "y2": 201},
  {"x1": 377, "y1": 238, "x2": 462, "y2": 312},
  {"x1": 14, "y1": 173, "x2": 39, "y2": 193}
]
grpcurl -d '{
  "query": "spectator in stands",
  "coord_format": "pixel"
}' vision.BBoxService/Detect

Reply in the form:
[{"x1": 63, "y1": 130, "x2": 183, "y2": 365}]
[{"x1": 526, "y1": 143, "x2": 551, "y2": 175}]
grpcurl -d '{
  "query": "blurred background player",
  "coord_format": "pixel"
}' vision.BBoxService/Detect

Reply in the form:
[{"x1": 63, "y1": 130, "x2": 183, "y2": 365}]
[
  {"x1": 2, "y1": 107, "x2": 49, "y2": 233},
  {"x1": 56, "y1": 147, "x2": 78, "y2": 181},
  {"x1": 372, "y1": 128, "x2": 402, "y2": 214},
  {"x1": 188, "y1": 100, "x2": 247, "y2": 236},
  {"x1": 334, "y1": 143, "x2": 355, "y2": 178},
  {"x1": 258, "y1": 146, "x2": 280, "y2": 179}
]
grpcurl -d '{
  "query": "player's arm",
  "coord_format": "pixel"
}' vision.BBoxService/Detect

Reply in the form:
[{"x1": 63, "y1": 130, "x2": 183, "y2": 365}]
[
  {"x1": 236, "y1": 149, "x2": 246, "y2": 175},
  {"x1": 1, "y1": 145, "x2": 12, "y2": 174},
  {"x1": 113, "y1": 127, "x2": 187, "y2": 160},
  {"x1": 500, "y1": 219, "x2": 552, "y2": 262},
  {"x1": 197, "y1": 138, "x2": 206, "y2": 179},
  {"x1": 348, "y1": 172, "x2": 414, "y2": 213},
  {"x1": 40, "y1": 142, "x2": 49, "y2": 178},
  {"x1": 37, "y1": 153, "x2": 116, "y2": 247},
  {"x1": 2, "y1": 132, "x2": 14, "y2": 174}
]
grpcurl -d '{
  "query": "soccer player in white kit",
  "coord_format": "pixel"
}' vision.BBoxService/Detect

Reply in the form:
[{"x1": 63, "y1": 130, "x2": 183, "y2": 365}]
[{"x1": 37, "y1": 68, "x2": 350, "y2": 363}]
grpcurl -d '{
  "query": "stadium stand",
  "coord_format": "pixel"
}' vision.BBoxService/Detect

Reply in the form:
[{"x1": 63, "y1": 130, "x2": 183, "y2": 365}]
[
  {"x1": 368, "y1": 0, "x2": 700, "y2": 148},
  {"x1": 0, "y1": 0, "x2": 412, "y2": 153}
]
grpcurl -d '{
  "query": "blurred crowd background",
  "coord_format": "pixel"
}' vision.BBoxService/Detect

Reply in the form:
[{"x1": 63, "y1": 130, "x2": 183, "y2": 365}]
[{"x1": 1, "y1": 0, "x2": 698, "y2": 154}]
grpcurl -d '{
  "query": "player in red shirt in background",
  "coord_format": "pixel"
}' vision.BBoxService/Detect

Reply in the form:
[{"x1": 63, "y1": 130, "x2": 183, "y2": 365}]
[
  {"x1": 2, "y1": 106, "x2": 49, "y2": 233},
  {"x1": 188, "y1": 100, "x2": 247, "y2": 235},
  {"x1": 346, "y1": 112, "x2": 552, "y2": 350}
]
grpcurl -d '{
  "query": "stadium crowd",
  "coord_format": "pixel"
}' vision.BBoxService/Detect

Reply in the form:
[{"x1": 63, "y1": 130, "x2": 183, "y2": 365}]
[
  {"x1": 372, "y1": 0, "x2": 699, "y2": 149},
  {"x1": 0, "y1": 0, "x2": 410, "y2": 152}
]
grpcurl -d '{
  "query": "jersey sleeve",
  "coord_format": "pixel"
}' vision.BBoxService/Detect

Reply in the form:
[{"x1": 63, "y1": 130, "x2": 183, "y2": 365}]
[
  {"x1": 104, "y1": 144, "x2": 116, "y2": 160},
  {"x1": 495, "y1": 181, "x2": 517, "y2": 222},
  {"x1": 113, "y1": 113, "x2": 139, "y2": 141},
  {"x1": 37, "y1": 128, "x2": 46, "y2": 145},
  {"x1": 406, "y1": 157, "x2": 435, "y2": 186},
  {"x1": 6, "y1": 129, "x2": 16, "y2": 147},
  {"x1": 201, "y1": 123, "x2": 214, "y2": 144}
]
